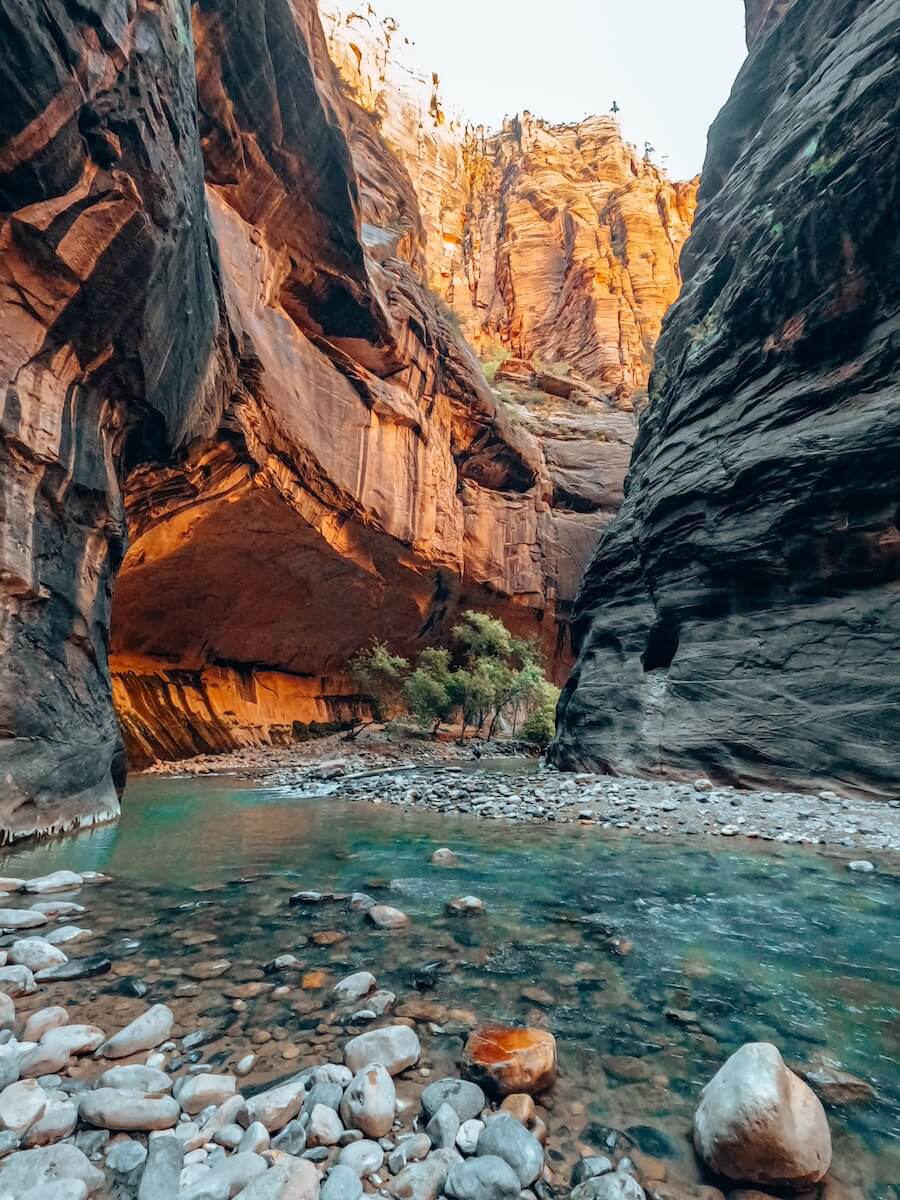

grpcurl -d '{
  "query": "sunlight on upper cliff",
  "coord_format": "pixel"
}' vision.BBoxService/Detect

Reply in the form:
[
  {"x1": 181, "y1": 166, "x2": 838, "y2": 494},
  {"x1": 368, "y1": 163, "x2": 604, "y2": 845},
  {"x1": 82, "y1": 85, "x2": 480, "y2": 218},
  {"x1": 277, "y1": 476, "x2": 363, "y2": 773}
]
[{"x1": 358, "y1": 0, "x2": 747, "y2": 179}]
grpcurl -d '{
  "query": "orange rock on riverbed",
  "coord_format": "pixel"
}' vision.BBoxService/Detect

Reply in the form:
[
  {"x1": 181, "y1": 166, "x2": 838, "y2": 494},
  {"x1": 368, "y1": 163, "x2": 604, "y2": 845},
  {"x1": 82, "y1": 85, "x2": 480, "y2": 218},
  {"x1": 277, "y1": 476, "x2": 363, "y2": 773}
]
[{"x1": 462, "y1": 1026, "x2": 557, "y2": 1097}]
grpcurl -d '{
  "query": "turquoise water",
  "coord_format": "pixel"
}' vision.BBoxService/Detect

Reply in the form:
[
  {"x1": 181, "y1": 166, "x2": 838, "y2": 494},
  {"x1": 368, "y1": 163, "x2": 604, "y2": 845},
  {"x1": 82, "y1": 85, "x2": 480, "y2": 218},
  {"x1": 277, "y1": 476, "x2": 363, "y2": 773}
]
[{"x1": 2, "y1": 772, "x2": 898, "y2": 1193}]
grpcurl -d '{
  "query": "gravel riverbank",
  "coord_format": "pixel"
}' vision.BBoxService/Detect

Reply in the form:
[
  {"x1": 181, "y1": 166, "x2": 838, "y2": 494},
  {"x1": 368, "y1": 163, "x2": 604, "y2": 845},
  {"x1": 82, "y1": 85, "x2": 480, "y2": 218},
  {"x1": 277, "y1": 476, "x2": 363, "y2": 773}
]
[{"x1": 143, "y1": 735, "x2": 900, "y2": 859}]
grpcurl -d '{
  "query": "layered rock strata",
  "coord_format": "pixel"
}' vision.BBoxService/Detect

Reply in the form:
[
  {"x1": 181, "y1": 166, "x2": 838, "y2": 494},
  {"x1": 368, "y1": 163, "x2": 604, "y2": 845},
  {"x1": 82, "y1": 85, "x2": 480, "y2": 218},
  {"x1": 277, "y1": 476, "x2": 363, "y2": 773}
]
[
  {"x1": 553, "y1": 0, "x2": 900, "y2": 798},
  {"x1": 319, "y1": 3, "x2": 697, "y2": 402}
]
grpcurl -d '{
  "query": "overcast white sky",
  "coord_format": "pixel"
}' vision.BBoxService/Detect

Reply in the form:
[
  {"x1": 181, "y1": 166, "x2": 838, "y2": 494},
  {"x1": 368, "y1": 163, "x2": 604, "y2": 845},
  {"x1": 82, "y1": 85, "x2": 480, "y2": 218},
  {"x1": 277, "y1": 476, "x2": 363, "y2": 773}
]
[{"x1": 377, "y1": 0, "x2": 748, "y2": 179}]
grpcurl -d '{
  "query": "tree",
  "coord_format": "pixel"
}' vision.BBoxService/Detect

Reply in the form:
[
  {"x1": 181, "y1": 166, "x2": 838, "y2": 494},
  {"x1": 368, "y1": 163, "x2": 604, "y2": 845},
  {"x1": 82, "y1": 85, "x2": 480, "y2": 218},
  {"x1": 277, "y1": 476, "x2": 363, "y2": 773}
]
[
  {"x1": 404, "y1": 648, "x2": 455, "y2": 735},
  {"x1": 347, "y1": 640, "x2": 409, "y2": 737},
  {"x1": 452, "y1": 610, "x2": 514, "y2": 660},
  {"x1": 521, "y1": 680, "x2": 560, "y2": 748}
]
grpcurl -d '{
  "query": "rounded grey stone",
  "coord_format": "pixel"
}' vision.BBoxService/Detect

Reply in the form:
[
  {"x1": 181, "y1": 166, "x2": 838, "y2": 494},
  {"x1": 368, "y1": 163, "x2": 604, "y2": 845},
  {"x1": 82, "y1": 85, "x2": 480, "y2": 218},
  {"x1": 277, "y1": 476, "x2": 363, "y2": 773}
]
[{"x1": 421, "y1": 1078, "x2": 485, "y2": 1123}]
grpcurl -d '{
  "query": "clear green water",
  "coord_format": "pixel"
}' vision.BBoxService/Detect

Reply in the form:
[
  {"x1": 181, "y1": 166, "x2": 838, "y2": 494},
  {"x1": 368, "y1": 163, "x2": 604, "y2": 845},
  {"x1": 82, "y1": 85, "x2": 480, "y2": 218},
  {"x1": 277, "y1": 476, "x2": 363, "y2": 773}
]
[{"x1": 2, "y1": 772, "x2": 898, "y2": 1194}]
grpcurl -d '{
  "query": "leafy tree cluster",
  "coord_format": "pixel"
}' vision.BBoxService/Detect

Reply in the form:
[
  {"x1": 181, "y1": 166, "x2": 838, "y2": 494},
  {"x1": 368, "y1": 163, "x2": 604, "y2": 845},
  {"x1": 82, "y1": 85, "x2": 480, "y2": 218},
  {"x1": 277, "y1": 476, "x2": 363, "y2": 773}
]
[{"x1": 348, "y1": 611, "x2": 560, "y2": 746}]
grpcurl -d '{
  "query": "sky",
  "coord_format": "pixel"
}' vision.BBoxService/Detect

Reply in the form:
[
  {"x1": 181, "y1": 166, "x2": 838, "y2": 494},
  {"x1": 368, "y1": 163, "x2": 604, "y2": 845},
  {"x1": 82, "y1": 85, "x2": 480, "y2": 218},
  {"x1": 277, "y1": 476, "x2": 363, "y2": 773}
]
[{"x1": 377, "y1": 0, "x2": 748, "y2": 180}]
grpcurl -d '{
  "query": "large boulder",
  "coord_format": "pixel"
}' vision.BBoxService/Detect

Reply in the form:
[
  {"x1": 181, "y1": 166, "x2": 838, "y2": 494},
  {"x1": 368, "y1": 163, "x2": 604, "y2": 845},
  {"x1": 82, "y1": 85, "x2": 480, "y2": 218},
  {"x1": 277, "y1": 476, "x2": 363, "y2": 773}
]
[
  {"x1": 462, "y1": 1027, "x2": 557, "y2": 1097},
  {"x1": 694, "y1": 1043, "x2": 832, "y2": 1188}
]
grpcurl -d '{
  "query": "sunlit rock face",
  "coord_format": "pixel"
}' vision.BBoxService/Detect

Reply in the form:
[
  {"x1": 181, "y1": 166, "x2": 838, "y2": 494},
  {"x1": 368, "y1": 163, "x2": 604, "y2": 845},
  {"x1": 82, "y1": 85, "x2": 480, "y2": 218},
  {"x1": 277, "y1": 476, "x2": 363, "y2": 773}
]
[
  {"x1": 1, "y1": 0, "x2": 619, "y2": 823},
  {"x1": 320, "y1": 3, "x2": 697, "y2": 404},
  {"x1": 553, "y1": 0, "x2": 900, "y2": 798}
]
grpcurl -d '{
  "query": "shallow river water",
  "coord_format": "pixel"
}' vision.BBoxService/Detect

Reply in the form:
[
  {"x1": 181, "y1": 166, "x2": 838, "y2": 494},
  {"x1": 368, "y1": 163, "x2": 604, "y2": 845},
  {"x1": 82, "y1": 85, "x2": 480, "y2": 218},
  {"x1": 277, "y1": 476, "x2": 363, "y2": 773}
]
[{"x1": 2, "y1": 769, "x2": 899, "y2": 1196}]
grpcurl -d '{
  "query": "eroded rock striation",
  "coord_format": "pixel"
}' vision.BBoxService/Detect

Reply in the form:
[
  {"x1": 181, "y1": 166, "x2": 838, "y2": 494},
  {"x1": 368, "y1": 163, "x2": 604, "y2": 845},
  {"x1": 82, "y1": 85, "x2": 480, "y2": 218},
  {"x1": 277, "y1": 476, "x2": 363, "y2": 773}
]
[{"x1": 553, "y1": 0, "x2": 900, "y2": 797}]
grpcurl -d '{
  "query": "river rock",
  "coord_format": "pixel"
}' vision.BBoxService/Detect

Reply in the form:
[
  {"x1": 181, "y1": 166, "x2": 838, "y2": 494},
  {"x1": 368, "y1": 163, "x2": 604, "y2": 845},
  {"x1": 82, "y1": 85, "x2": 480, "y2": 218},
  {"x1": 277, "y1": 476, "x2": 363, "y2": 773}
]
[
  {"x1": 455, "y1": 1118, "x2": 484, "y2": 1155},
  {"x1": 367, "y1": 906, "x2": 409, "y2": 930},
  {"x1": 571, "y1": 1176, "x2": 645, "y2": 1200},
  {"x1": 340, "y1": 1064, "x2": 395, "y2": 1137},
  {"x1": 234, "y1": 1156, "x2": 318, "y2": 1200},
  {"x1": 571, "y1": 1156, "x2": 614, "y2": 1185},
  {"x1": 0, "y1": 1043, "x2": 19, "y2": 1090},
  {"x1": 0, "y1": 1079, "x2": 46, "y2": 1134},
  {"x1": 477, "y1": 1114, "x2": 543, "y2": 1186},
  {"x1": 309, "y1": 1064, "x2": 353, "y2": 1088},
  {"x1": 0, "y1": 967, "x2": 36, "y2": 997},
  {"x1": 99, "y1": 1065, "x2": 172, "y2": 1095},
  {"x1": 236, "y1": 1055, "x2": 257, "y2": 1078},
  {"x1": 106, "y1": 1139, "x2": 148, "y2": 1174},
  {"x1": 79, "y1": 1088, "x2": 180, "y2": 1131},
  {"x1": 0, "y1": 1145, "x2": 104, "y2": 1195},
  {"x1": 24, "y1": 873, "x2": 82, "y2": 895},
  {"x1": 242, "y1": 1079, "x2": 306, "y2": 1132},
  {"x1": 344, "y1": 1025, "x2": 420, "y2": 1076},
  {"x1": 238, "y1": 1122, "x2": 270, "y2": 1155},
  {"x1": 431, "y1": 849, "x2": 459, "y2": 866},
  {"x1": 445, "y1": 1155, "x2": 521, "y2": 1200},
  {"x1": 499, "y1": 1093, "x2": 534, "y2": 1123},
  {"x1": 388, "y1": 1132, "x2": 431, "y2": 1171},
  {"x1": 21, "y1": 1093, "x2": 78, "y2": 1147},
  {"x1": 0, "y1": 911, "x2": 45, "y2": 934},
  {"x1": 97, "y1": 1005, "x2": 174, "y2": 1059},
  {"x1": 308, "y1": 1102, "x2": 344, "y2": 1146},
  {"x1": 322, "y1": 1163, "x2": 363, "y2": 1200},
  {"x1": 44, "y1": 926, "x2": 91, "y2": 947},
  {"x1": 847, "y1": 860, "x2": 875, "y2": 873},
  {"x1": 271, "y1": 1119, "x2": 307, "y2": 1156},
  {"x1": 195, "y1": 1150, "x2": 268, "y2": 1198},
  {"x1": 34, "y1": 956, "x2": 110, "y2": 983},
  {"x1": 19, "y1": 1181, "x2": 89, "y2": 1200},
  {"x1": 302, "y1": 1081, "x2": 343, "y2": 1118},
  {"x1": 801, "y1": 1063, "x2": 877, "y2": 1107},
  {"x1": 388, "y1": 1148, "x2": 458, "y2": 1200},
  {"x1": 19, "y1": 1025, "x2": 106, "y2": 1077},
  {"x1": 332, "y1": 973, "x2": 376, "y2": 1003},
  {"x1": 423, "y1": 1099, "x2": 458, "y2": 1149},
  {"x1": 0, "y1": 996, "x2": 13, "y2": 1032},
  {"x1": 8, "y1": 940, "x2": 67, "y2": 974},
  {"x1": 174, "y1": 1074, "x2": 237, "y2": 1115},
  {"x1": 462, "y1": 1028, "x2": 557, "y2": 1097},
  {"x1": 694, "y1": 1043, "x2": 832, "y2": 1188},
  {"x1": 446, "y1": 896, "x2": 484, "y2": 916},
  {"x1": 421, "y1": 1078, "x2": 486, "y2": 1123},
  {"x1": 337, "y1": 1138, "x2": 384, "y2": 1176},
  {"x1": 21, "y1": 1008, "x2": 67, "y2": 1043}
]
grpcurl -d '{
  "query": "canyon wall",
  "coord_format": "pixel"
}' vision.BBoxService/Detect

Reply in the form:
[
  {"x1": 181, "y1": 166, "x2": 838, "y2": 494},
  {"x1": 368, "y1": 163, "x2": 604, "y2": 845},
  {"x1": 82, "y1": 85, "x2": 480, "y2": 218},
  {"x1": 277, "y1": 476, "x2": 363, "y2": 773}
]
[
  {"x1": 0, "y1": 0, "x2": 699, "y2": 835},
  {"x1": 0, "y1": 0, "x2": 625, "y2": 833},
  {"x1": 553, "y1": 0, "x2": 900, "y2": 798},
  {"x1": 320, "y1": 2, "x2": 697, "y2": 403}
]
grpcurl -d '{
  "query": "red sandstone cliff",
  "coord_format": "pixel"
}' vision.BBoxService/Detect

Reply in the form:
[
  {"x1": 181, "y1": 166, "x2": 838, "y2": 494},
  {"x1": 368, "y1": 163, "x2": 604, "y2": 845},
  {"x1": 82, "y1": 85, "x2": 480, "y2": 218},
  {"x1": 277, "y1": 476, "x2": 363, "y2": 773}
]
[{"x1": 320, "y1": 2, "x2": 697, "y2": 405}]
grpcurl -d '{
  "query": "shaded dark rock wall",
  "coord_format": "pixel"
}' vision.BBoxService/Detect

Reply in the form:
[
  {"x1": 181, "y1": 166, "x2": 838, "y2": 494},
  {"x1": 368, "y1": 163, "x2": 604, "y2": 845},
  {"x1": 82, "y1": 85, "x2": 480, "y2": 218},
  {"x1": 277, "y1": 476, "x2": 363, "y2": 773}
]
[{"x1": 553, "y1": 0, "x2": 900, "y2": 798}]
